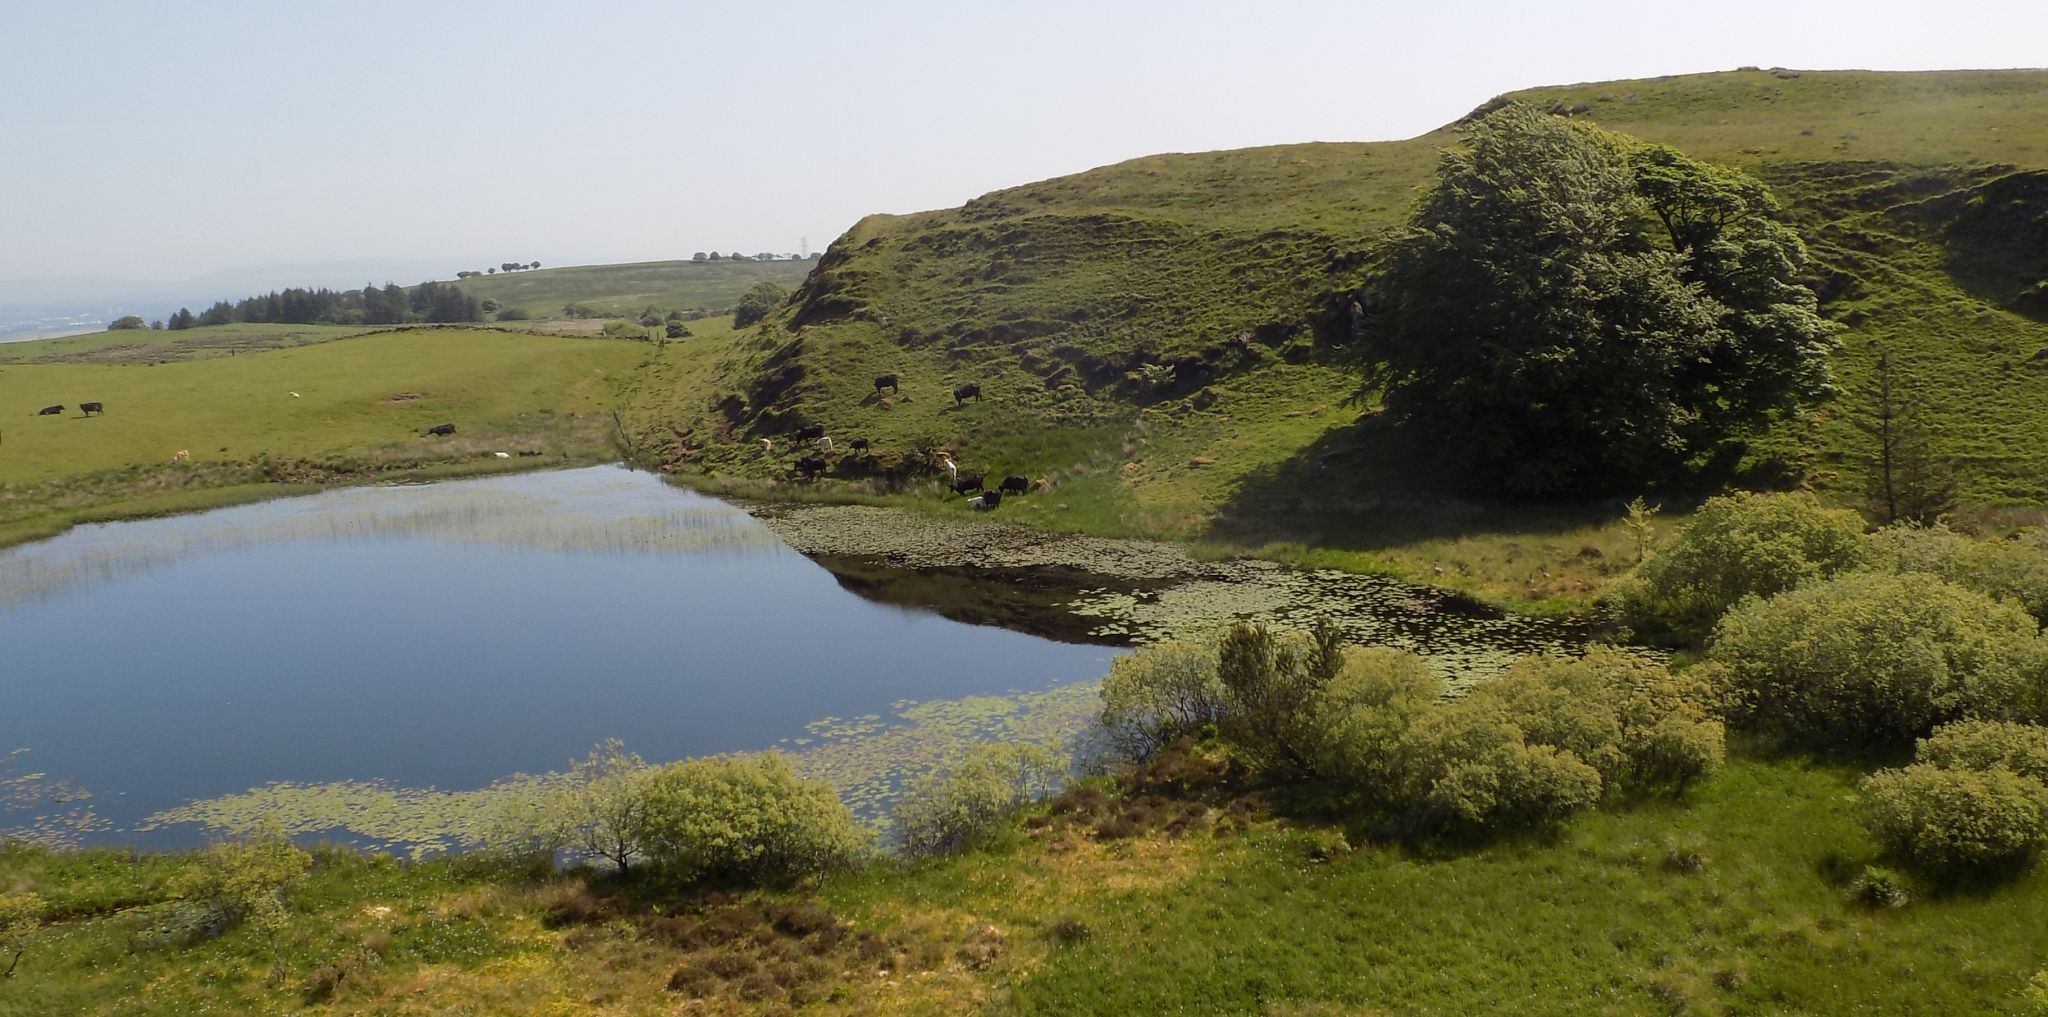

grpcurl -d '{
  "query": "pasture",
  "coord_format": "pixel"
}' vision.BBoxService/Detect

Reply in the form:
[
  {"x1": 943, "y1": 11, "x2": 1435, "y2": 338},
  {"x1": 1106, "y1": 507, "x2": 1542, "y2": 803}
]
[{"x1": 0, "y1": 328, "x2": 648, "y2": 543}]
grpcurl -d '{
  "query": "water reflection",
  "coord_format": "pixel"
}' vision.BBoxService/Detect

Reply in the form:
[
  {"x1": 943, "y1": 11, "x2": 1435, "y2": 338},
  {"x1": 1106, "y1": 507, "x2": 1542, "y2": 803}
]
[{"x1": 0, "y1": 469, "x2": 785, "y2": 613}]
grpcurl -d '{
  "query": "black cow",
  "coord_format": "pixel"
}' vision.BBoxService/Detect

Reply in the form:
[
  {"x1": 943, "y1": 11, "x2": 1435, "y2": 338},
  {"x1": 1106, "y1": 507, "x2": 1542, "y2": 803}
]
[
  {"x1": 79, "y1": 401, "x2": 104, "y2": 416},
  {"x1": 36, "y1": 404, "x2": 63, "y2": 416},
  {"x1": 848, "y1": 437, "x2": 870, "y2": 451},
  {"x1": 1000, "y1": 474, "x2": 1030, "y2": 495},
  {"x1": 426, "y1": 423, "x2": 456, "y2": 436},
  {"x1": 950, "y1": 473, "x2": 985, "y2": 495},
  {"x1": 794, "y1": 455, "x2": 828, "y2": 478},
  {"x1": 969, "y1": 489, "x2": 1003, "y2": 511},
  {"x1": 953, "y1": 383, "x2": 981, "y2": 405},
  {"x1": 874, "y1": 374, "x2": 899, "y2": 395},
  {"x1": 794, "y1": 424, "x2": 826, "y2": 442}
]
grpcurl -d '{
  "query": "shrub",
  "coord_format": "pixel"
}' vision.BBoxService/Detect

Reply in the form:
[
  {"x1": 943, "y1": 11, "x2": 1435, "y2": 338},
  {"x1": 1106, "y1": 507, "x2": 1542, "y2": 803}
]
[
  {"x1": 1619, "y1": 492, "x2": 1869, "y2": 638},
  {"x1": 1709, "y1": 572, "x2": 2048, "y2": 746},
  {"x1": 1917, "y1": 720, "x2": 2048, "y2": 782},
  {"x1": 894, "y1": 743, "x2": 1065, "y2": 858},
  {"x1": 1395, "y1": 649, "x2": 1722, "y2": 834},
  {"x1": 601, "y1": 319, "x2": 650, "y2": 340},
  {"x1": 640, "y1": 753, "x2": 869, "y2": 886},
  {"x1": 733, "y1": 281, "x2": 789, "y2": 328},
  {"x1": 495, "y1": 307, "x2": 531, "y2": 321},
  {"x1": 1850, "y1": 864, "x2": 1911, "y2": 907},
  {"x1": 539, "y1": 739, "x2": 651, "y2": 873},
  {"x1": 1099, "y1": 640, "x2": 1224, "y2": 759},
  {"x1": 1216, "y1": 622, "x2": 1344, "y2": 776},
  {"x1": 1858, "y1": 764, "x2": 2048, "y2": 872},
  {"x1": 1302, "y1": 647, "x2": 1442, "y2": 798},
  {"x1": 1404, "y1": 708, "x2": 1606, "y2": 834},
  {"x1": 170, "y1": 830, "x2": 312, "y2": 945},
  {"x1": 1865, "y1": 523, "x2": 2048, "y2": 628}
]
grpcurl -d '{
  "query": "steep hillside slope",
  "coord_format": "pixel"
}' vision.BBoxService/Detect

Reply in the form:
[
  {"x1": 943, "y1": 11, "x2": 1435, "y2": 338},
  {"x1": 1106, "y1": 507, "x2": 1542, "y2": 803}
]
[{"x1": 666, "y1": 70, "x2": 2048, "y2": 551}]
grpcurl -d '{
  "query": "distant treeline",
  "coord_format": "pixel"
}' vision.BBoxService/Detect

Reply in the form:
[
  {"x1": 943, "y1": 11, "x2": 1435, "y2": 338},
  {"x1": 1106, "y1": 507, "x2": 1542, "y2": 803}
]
[{"x1": 167, "y1": 280, "x2": 482, "y2": 330}]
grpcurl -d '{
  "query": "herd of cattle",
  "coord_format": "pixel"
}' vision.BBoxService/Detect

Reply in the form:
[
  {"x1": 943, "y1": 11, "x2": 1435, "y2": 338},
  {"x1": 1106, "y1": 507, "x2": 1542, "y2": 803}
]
[
  {"x1": 28, "y1": 373, "x2": 1011, "y2": 502},
  {"x1": 777, "y1": 375, "x2": 1032, "y2": 510},
  {"x1": 34, "y1": 402, "x2": 103, "y2": 417}
]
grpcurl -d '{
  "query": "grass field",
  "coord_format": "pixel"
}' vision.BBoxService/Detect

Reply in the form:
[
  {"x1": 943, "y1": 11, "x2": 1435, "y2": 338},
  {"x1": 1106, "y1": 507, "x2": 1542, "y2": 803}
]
[
  {"x1": 0, "y1": 327, "x2": 650, "y2": 545},
  {"x1": 455, "y1": 258, "x2": 814, "y2": 319}
]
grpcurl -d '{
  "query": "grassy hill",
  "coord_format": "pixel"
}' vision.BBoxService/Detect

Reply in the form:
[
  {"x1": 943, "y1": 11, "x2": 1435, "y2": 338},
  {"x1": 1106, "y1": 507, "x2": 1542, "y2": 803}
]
[
  {"x1": 456, "y1": 258, "x2": 815, "y2": 319},
  {"x1": 656, "y1": 69, "x2": 2048, "y2": 605}
]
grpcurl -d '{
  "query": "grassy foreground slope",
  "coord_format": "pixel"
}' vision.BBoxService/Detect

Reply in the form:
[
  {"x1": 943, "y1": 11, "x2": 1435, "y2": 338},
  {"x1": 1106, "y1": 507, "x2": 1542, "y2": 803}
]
[
  {"x1": 0, "y1": 328, "x2": 647, "y2": 545},
  {"x1": 8, "y1": 755, "x2": 2047, "y2": 1015},
  {"x1": 676, "y1": 70, "x2": 2047, "y2": 602}
]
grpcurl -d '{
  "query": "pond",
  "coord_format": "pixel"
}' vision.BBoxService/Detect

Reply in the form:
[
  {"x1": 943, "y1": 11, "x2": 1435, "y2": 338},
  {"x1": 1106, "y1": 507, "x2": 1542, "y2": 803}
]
[{"x1": 0, "y1": 465, "x2": 1590, "y2": 854}]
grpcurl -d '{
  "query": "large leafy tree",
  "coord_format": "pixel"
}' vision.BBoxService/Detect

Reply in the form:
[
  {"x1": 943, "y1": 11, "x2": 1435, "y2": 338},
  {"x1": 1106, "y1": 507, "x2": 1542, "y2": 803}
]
[{"x1": 1358, "y1": 104, "x2": 1835, "y2": 496}]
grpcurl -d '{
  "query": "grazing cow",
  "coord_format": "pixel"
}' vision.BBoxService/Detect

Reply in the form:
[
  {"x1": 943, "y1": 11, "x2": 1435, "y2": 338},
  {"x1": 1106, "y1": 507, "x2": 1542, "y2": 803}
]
[
  {"x1": 935, "y1": 452, "x2": 958, "y2": 481},
  {"x1": 950, "y1": 473, "x2": 985, "y2": 495},
  {"x1": 952, "y1": 383, "x2": 981, "y2": 405},
  {"x1": 171, "y1": 449, "x2": 190, "y2": 463},
  {"x1": 816, "y1": 435, "x2": 833, "y2": 451},
  {"x1": 1000, "y1": 474, "x2": 1030, "y2": 495},
  {"x1": 492, "y1": 451, "x2": 511, "y2": 458},
  {"x1": 759, "y1": 437, "x2": 774, "y2": 454},
  {"x1": 79, "y1": 402, "x2": 104, "y2": 416},
  {"x1": 426, "y1": 423, "x2": 456, "y2": 436},
  {"x1": 36, "y1": 405, "x2": 62, "y2": 416},
  {"x1": 795, "y1": 455, "x2": 828, "y2": 478},
  {"x1": 874, "y1": 374, "x2": 899, "y2": 395},
  {"x1": 794, "y1": 424, "x2": 826, "y2": 442},
  {"x1": 968, "y1": 490, "x2": 1004, "y2": 511},
  {"x1": 849, "y1": 437, "x2": 870, "y2": 451}
]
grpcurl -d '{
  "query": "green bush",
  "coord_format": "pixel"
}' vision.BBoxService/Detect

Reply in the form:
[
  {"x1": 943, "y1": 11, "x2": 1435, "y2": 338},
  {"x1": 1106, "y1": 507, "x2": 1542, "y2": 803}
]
[
  {"x1": 1917, "y1": 720, "x2": 2048, "y2": 782},
  {"x1": 1865, "y1": 523, "x2": 2048, "y2": 628},
  {"x1": 639, "y1": 753, "x2": 869, "y2": 886},
  {"x1": 1216, "y1": 622, "x2": 1344, "y2": 776},
  {"x1": 601, "y1": 319, "x2": 650, "y2": 340},
  {"x1": 1500, "y1": 648, "x2": 1727, "y2": 792},
  {"x1": 1708, "y1": 571, "x2": 2048, "y2": 746},
  {"x1": 1403, "y1": 706, "x2": 1606, "y2": 833},
  {"x1": 1850, "y1": 864, "x2": 1911, "y2": 907},
  {"x1": 1301, "y1": 647, "x2": 1442, "y2": 799},
  {"x1": 1394, "y1": 649, "x2": 1723, "y2": 834},
  {"x1": 167, "y1": 830, "x2": 312, "y2": 944},
  {"x1": 733, "y1": 281, "x2": 789, "y2": 328},
  {"x1": 536, "y1": 739, "x2": 651, "y2": 873},
  {"x1": 1619, "y1": 492, "x2": 1869, "y2": 638},
  {"x1": 1099, "y1": 640, "x2": 1225, "y2": 759},
  {"x1": 893, "y1": 743, "x2": 1065, "y2": 858},
  {"x1": 495, "y1": 307, "x2": 531, "y2": 321},
  {"x1": 1858, "y1": 763, "x2": 2048, "y2": 872}
]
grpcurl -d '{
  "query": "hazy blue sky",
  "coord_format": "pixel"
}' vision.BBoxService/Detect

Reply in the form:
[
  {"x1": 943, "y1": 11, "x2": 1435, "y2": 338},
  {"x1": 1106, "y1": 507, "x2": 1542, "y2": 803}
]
[{"x1": 5, "y1": 0, "x2": 2045, "y2": 283}]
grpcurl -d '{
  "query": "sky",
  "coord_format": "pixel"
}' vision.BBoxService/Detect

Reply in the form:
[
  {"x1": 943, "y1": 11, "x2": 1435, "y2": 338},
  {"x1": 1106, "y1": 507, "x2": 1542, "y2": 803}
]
[{"x1": 4, "y1": 0, "x2": 2047, "y2": 284}]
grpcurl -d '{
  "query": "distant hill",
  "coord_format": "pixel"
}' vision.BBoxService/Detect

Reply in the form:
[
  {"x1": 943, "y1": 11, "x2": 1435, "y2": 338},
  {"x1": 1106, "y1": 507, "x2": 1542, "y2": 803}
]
[
  {"x1": 681, "y1": 69, "x2": 2048, "y2": 533},
  {"x1": 455, "y1": 259, "x2": 815, "y2": 318}
]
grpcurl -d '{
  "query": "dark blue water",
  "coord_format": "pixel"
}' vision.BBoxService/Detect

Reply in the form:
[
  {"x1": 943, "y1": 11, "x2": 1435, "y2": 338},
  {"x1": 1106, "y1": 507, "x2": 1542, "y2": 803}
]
[{"x1": 0, "y1": 467, "x2": 1118, "y2": 845}]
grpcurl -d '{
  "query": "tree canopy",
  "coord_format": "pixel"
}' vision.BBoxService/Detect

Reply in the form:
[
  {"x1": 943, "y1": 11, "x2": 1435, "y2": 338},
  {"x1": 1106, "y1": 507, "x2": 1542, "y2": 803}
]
[{"x1": 1356, "y1": 104, "x2": 1836, "y2": 496}]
